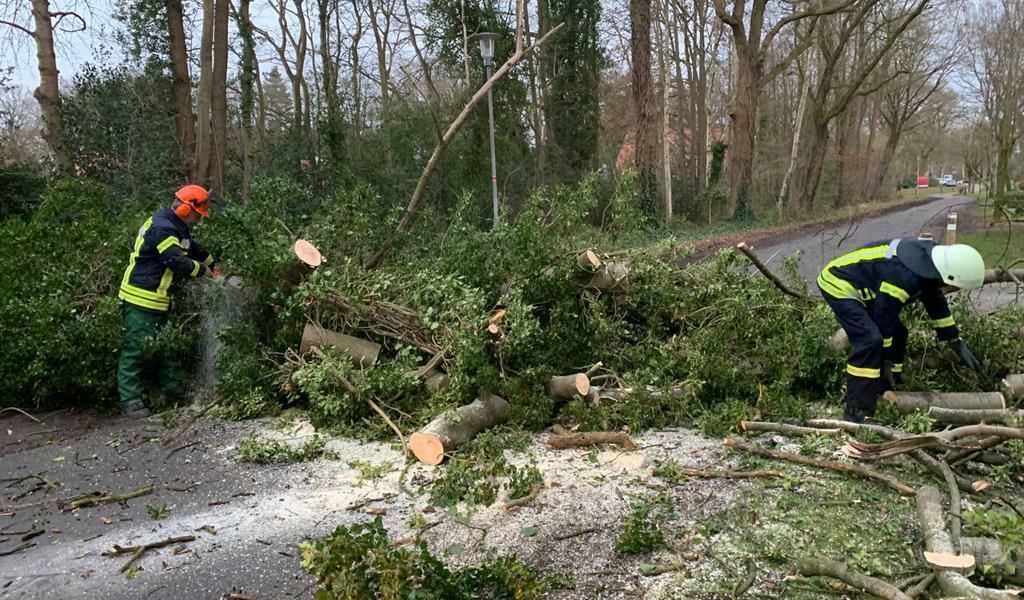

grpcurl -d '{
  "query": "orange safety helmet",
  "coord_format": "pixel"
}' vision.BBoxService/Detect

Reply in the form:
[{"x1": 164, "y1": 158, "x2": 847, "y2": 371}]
[{"x1": 174, "y1": 184, "x2": 212, "y2": 218}]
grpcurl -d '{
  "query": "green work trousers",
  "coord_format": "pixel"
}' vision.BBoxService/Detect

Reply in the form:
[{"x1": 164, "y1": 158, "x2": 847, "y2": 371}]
[{"x1": 117, "y1": 303, "x2": 184, "y2": 409}]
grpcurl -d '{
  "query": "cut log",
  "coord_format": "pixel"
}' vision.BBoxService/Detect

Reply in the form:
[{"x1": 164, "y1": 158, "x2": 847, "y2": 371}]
[
  {"x1": 409, "y1": 392, "x2": 509, "y2": 465},
  {"x1": 293, "y1": 239, "x2": 323, "y2": 267},
  {"x1": 740, "y1": 421, "x2": 842, "y2": 437},
  {"x1": 424, "y1": 369, "x2": 450, "y2": 392},
  {"x1": 546, "y1": 374, "x2": 591, "y2": 399},
  {"x1": 929, "y1": 407, "x2": 1022, "y2": 425},
  {"x1": 300, "y1": 323, "x2": 381, "y2": 368},
  {"x1": 829, "y1": 328, "x2": 849, "y2": 352},
  {"x1": 985, "y1": 268, "x2": 1024, "y2": 284},
  {"x1": 916, "y1": 485, "x2": 1020, "y2": 599},
  {"x1": 1002, "y1": 375, "x2": 1024, "y2": 402},
  {"x1": 547, "y1": 430, "x2": 635, "y2": 449},
  {"x1": 576, "y1": 249, "x2": 601, "y2": 271},
  {"x1": 586, "y1": 261, "x2": 629, "y2": 291},
  {"x1": 924, "y1": 551, "x2": 975, "y2": 572},
  {"x1": 962, "y1": 537, "x2": 1024, "y2": 585},
  {"x1": 884, "y1": 390, "x2": 1006, "y2": 412}
]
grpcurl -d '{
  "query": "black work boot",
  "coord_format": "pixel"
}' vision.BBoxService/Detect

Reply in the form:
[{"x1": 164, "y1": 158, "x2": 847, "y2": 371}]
[{"x1": 842, "y1": 405, "x2": 871, "y2": 424}]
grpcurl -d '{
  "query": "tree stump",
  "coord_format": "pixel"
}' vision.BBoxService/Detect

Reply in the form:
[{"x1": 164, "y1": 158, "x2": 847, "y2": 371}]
[
  {"x1": 409, "y1": 392, "x2": 510, "y2": 465},
  {"x1": 300, "y1": 323, "x2": 381, "y2": 368}
]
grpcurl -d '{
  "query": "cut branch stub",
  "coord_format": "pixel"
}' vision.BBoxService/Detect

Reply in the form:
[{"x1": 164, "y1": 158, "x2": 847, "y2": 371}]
[
  {"x1": 829, "y1": 328, "x2": 849, "y2": 352},
  {"x1": 884, "y1": 390, "x2": 1006, "y2": 412},
  {"x1": 300, "y1": 323, "x2": 381, "y2": 368},
  {"x1": 546, "y1": 374, "x2": 591, "y2": 399},
  {"x1": 409, "y1": 392, "x2": 510, "y2": 465},
  {"x1": 423, "y1": 369, "x2": 450, "y2": 392},
  {"x1": 924, "y1": 551, "x2": 976, "y2": 572}
]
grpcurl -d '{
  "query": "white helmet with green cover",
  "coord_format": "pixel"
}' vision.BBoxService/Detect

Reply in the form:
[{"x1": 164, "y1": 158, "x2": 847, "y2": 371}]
[{"x1": 931, "y1": 244, "x2": 985, "y2": 290}]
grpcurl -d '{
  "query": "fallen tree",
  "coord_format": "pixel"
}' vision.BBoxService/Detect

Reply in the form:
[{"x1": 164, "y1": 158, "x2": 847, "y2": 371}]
[
  {"x1": 928, "y1": 406, "x2": 1023, "y2": 425},
  {"x1": 409, "y1": 392, "x2": 510, "y2": 465},
  {"x1": 794, "y1": 556, "x2": 911, "y2": 600},
  {"x1": 962, "y1": 537, "x2": 1024, "y2": 586}
]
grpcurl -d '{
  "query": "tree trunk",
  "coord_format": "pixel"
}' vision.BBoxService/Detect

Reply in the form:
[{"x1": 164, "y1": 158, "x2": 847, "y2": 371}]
[
  {"x1": 194, "y1": 0, "x2": 215, "y2": 185},
  {"x1": 409, "y1": 392, "x2": 510, "y2": 465},
  {"x1": 657, "y1": 0, "x2": 672, "y2": 221},
  {"x1": 300, "y1": 323, "x2": 381, "y2": 368},
  {"x1": 872, "y1": 124, "x2": 901, "y2": 200},
  {"x1": 778, "y1": 61, "x2": 810, "y2": 217},
  {"x1": 994, "y1": 125, "x2": 1013, "y2": 212},
  {"x1": 29, "y1": 0, "x2": 70, "y2": 170},
  {"x1": 928, "y1": 407, "x2": 1022, "y2": 425},
  {"x1": 884, "y1": 390, "x2": 1006, "y2": 412},
  {"x1": 166, "y1": 0, "x2": 196, "y2": 180},
  {"x1": 237, "y1": 0, "x2": 257, "y2": 201},
  {"x1": 724, "y1": 50, "x2": 759, "y2": 219},
  {"x1": 794, "y1": 117, "x2": 830, "y2": 212},
  {"x1": 630, "y1": 0, "x2": 659, "y2": 216},
  {"x1": 210, "y1": 0, "x2": 230, "y2": 192}
]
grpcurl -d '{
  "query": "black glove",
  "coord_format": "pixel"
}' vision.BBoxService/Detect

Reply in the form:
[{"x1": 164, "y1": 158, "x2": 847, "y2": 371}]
[
  {"x1": 881, "y1": 361, "x2": 897, "y2": 392},
  {"x1": 950, "y1": 339, "x2": 984, "y2": 374}
]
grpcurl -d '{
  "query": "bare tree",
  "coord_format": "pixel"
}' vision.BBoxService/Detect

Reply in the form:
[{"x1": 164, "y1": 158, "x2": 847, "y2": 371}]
[
  {"x1": 966, "y1": 0, "x2": 1024, "y2": 209},
  {"x1": 713, "y1": 0, "x2": 850, "y2": 217},
  {"x1": 1, "y1": 0, "x2": 85, "y2": 169},
  {"x1": 789, "y1": 0, "x2": 929, "y2": 211},
  {"x1": 871, "y1": 17, "x2": 954, "y2": 199}
]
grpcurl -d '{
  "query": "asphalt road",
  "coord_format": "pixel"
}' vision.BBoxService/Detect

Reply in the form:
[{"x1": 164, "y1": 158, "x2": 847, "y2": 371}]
[{"x1": 749, "y1": 194, "x2": 1018, "y2": 311}]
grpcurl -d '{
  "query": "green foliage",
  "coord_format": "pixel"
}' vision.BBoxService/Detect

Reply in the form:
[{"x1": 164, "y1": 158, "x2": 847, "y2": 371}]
[
  {"x1": 301, "y1": 517, "x2": 543, "y2": 599},
  {"x1": 58, "y1": 63, "x2": 180, "y2": 198},
  {"x1": 964, "y1": 506, "x2": 1024, "y2": 584},
  {"x1": 900, "y1": 410, "x2": 935, "y2": 434},
  {"x1": 349, "y1": 460, "x2": 393, "y2": 482},
  {"x1": 236, "y1": 435, "x2": 330, "y2": 464},
  {"x1": 546, "y1": 0, "x2": 603, "y2": 183},
  {"x1": 0, "y1": 162, "x2": 46, "y2": 221},
  {"x1": 505, "y1": 463, "x2": 544, "y2": 500},
  {"x1": 615, "y1": 495, "x2": 673, "y2": 554},
  {"x1": 0, "y1": 180, "x2": 151, "y2": 407}
]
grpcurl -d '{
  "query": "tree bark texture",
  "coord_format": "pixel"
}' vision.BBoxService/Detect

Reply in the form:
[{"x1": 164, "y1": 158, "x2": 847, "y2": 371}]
[
  {"x1": 300, "y1": 323, "x2": 381, "y2": 368},
  {"x1": 29, "y1": 0, "x2": 70, "y2": 170},
  {"x1": 630, "y1": 0, "x2": 659, "y2": 216},
  {"x1": 166, "y1": 0, "x2": 196, "y2": 180},
  {"x1": 409, "y1": 392, "x2": 510, "y2": 465},
  {"x1": 916, "y1": 485, "x2": 1020, "y2": 599}
]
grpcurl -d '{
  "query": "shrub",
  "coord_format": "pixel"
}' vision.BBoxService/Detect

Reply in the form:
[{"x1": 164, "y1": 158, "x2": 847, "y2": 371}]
[{"x1": 301, "y1": 517, "x2": 543, "y2": 599}]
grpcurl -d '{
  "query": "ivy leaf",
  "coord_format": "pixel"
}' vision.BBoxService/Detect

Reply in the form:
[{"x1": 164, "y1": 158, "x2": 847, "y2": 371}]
[{"x1": 520, "y1": 526, "x2": 538, "y2": 538}]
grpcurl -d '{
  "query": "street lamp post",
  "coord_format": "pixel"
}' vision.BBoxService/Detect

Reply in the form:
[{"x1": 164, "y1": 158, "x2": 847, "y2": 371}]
[{"x1": 477, "y1": 32, "x2": 502, "y2": 229}]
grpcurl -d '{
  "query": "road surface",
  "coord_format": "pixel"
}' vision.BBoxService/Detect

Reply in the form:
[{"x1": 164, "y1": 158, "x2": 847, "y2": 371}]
[{"x1": 750, "y1": 194, "x2": 1018, "y2": 311}]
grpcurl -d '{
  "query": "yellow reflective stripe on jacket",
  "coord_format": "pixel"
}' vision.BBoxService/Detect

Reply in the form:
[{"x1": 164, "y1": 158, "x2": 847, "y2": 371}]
[
  {"x1": 932, "y1": 316, "x2": 955, "y2": 328},
  {"x1": 892, "y1": 363, "x2": 903, "y2": 373},
  {"x1": 880, "y1": 282, "x2": 910, "y2": 303},
  {"x1": 119, "y1": 288, "x2": 170, "y2": 311},
  {"x1": 202, "y1": 255, "x2": 214, "y2": 266},
  {"x1": 190, "y1": 260, "x2": 201, "y2": 276},
  {"x1": 156, "y1": 236, "x2": 181, "y2": 253},
  {"x1": 120, "y1": 218, "x2": 153, "y2": 292},
  {"x1": 157, "y1": 268, "x2": 174, "y2": 297},
  {"x1": 818, "y1": 270, "x2": 861, "y2": 302},
  {"x1": 846, "y1": 364, "x2": 881, "y2": 378},
  {"x1": 882, "y1": 337, "x2": 893, "y2": 348}
]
